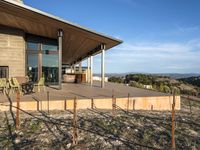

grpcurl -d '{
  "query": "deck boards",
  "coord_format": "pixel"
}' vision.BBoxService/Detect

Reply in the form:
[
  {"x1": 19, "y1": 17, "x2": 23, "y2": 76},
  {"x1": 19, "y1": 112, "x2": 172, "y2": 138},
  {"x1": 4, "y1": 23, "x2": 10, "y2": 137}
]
[{"x1": 0, "y1": 81, "x2": 170, "y2": 102}]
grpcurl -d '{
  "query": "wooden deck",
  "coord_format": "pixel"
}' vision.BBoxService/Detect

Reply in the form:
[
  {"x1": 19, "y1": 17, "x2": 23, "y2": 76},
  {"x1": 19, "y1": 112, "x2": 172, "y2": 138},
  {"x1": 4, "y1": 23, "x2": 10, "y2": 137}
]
[
  {"x1": 0, "y1": 81, "x2": 169, "y2": 102},
  {"x1": 0, "y1": 81, "x2": 180, "y2": 111}
]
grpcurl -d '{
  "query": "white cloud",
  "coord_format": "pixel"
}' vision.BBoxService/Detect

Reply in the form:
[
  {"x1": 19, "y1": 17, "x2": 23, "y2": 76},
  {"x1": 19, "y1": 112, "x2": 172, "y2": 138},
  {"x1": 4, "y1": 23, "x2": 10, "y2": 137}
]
[
  {"x1": 176, "y1": 25, "x2": 199, "y2": 33},
  {"x1": 166, "y1": 25, "x2": 200, "y2": 36},
  {"x1": 103, "y1": 39, "x2": 200, "y2": 73}
]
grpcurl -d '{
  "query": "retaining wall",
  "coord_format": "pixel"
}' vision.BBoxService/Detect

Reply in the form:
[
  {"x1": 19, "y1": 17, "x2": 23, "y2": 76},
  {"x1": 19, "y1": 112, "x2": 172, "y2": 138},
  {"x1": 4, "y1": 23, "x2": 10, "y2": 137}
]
[{"x1": 0, "y1": 96, "x2": 181, "y2": 111}]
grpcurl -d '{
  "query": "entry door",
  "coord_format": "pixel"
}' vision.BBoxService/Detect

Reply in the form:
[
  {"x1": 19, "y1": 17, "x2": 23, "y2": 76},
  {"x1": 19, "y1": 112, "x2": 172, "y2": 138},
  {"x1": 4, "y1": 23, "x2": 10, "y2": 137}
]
[
  {"x1": 27, "y1": 54, "x2": 39, "y2": 82},
  {"x1": 27, "y1": 42, "x2": 40, "y2": 83},
  {"x1": 42, "y1": 44, "x2": 59, "y2": 85},
  {"x1": 26, "y1": 36, "x2": 59, "y2": 85}
]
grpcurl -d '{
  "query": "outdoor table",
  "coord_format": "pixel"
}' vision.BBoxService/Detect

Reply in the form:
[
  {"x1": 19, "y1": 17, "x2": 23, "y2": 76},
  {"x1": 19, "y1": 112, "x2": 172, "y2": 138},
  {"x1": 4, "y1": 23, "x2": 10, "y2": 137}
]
[{"x1": 21, "y1": 82, "x2": 34, "y2": 94}]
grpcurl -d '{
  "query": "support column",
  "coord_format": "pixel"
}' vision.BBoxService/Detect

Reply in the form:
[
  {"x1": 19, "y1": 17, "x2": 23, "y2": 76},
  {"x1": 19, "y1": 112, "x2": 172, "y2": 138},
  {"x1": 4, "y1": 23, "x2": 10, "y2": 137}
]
[
  {"x1": 90, "y1": 56, "x2": 93, "y2": 86},
  {"x1": 87, "y1": 57, "x2": 90, "y2": 83},
  {"x1": 38, "y1": 43, "x2": 42, "y2": 81},
  {"x1": 58, "y1": 29, "x2": 63, "y2": 90},
  {"x1": 73, "y1": 64, "x2": 76, "y2": 73},
  {"x1": 79, "y1": 62, "x2": 82, "y2": 73},
  {"x1": 101, "y1": 44, "x2": 105, "y2": 88},
  {"x1": 70, "y1": 65, "x2": 73, "y2": 73}
]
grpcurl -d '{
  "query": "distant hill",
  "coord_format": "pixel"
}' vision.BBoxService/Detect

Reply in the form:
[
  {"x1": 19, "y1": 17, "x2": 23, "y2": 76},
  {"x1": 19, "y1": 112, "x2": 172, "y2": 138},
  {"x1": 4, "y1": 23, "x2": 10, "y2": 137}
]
[
  {"x1": 179, "y1": 76, "x2": 200, "y2": 87},
  {"x1": 103, "y1": 73, "x2": 200, "y2": 79},
  {"x1": 94, "y1": 72, "x2": 200, "y2": 79},
  {"x1": 108, "y1": 73, "x2": 200, "y2": 96},
  {"x1": 95, "y1": 72, "x2": 139, "y2": 77},
  {"x1": 155, "y1": 73, "x2": 200, "y2": 79}
]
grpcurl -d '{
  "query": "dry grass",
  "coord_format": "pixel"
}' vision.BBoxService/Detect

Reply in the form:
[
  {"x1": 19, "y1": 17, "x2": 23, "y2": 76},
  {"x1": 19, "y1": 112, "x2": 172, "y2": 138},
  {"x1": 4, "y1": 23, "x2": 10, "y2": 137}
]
[{"x1": 0, "y1": 97, "x2": 199, "y2": 149}]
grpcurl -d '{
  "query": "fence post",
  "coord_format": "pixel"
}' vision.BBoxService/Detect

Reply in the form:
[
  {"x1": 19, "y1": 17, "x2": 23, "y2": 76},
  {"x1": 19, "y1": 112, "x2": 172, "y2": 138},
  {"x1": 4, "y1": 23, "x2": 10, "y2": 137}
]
[
  {"x1": 188, "y1": 95, "x2": 192, "y2": 114},
  {"x1": 133, "y1": 99, "x2": 135, "y2": 110},
  {"x1": 127, "y1": 93, "x2": 130, "y2": 113},
  {"x1": 172, "y1": 90, "x2": 176, "y2": 150},
  {"x1": 73, "y1": 96, "x2": 78, "y2": 145},
  {"x1": 151, "y1": 105, "x2": 154, "y2": 110},
  {"x1": 47, "y1": 91, "x2": 50, "y2": 114},
  {"x1": 112, "y1": 90, "x2": 116, "y2": 116},
  {"x1": 16, "y1": 90, "x2": 20, "y2": 130},
  {"x1": 37, "y1": 100, "x2": 39, "y2": 111},
  {"x1": 40, "y1": 99, "x2": 43, "y2": 111},
  {"x1": 91, "y1": 98, "x2": 94, "y2": 109},
  {"x1": 64, "y1": 99, "x2": 67, "y2": 110}
]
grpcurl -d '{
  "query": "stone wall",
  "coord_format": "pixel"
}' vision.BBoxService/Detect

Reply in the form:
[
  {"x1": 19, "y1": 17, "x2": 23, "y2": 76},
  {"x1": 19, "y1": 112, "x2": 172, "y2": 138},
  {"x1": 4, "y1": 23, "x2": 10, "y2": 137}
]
[{"x1": 0, "y1": 26, "x2": 25, "y2": 78}]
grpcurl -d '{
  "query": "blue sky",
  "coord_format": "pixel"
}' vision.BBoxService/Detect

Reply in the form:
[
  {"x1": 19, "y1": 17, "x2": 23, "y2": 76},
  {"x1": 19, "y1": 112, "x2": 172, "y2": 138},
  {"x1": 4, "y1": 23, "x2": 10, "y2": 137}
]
[{"x1": 25, "y1": 0, "x2": 200, "y2": 73}]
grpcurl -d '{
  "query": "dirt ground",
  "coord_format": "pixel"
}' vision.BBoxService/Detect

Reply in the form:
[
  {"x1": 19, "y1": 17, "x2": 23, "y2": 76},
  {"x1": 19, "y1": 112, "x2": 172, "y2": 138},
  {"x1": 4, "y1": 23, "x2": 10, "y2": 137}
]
[{"x1": 0, "y1": 97, "x2": 199, "y2": 150}]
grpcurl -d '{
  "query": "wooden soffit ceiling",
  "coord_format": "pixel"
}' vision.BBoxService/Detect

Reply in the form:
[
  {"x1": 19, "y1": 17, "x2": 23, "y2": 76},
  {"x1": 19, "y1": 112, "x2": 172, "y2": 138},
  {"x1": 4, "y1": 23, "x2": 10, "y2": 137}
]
[{"x1": 0, "y1": 0, "x2": 122, "y2": 64}]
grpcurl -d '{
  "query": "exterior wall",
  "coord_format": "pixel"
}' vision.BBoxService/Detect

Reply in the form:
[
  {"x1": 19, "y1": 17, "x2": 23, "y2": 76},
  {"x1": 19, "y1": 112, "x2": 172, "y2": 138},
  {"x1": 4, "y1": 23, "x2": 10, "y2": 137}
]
[
  {"x1": 0, "y1": 96, "x2": 181, "y2": 111},
  {"x1": 0, "y1": 26, "x2": 25, "y2": 78}
]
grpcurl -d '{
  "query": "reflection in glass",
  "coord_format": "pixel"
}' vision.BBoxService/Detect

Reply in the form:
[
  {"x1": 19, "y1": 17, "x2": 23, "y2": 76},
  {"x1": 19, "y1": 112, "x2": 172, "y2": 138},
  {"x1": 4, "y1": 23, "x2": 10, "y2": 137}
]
[
  {"x1": 42, "y1": 44, "x2": 58, "y2": 51},
  {"x1": 42, "y1": 54, "x2": 59, "y2": 85},
  {"x1": 27, "y1": 54, "x2": 38, "y2": 82},
  {"x1": 27, "y1": 42, "x2": 38, "y2": 50},
  {"x1": 26, "y1": 36, "x2": 59, "y2": 85}
]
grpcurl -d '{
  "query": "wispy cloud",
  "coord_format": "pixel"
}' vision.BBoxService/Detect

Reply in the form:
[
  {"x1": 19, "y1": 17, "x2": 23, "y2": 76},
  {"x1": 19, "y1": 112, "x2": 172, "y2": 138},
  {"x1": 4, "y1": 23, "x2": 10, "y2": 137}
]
[
  {"x1": 176, "y1": 25, "x2": 199, "y2": 33},
  {"x1": 165, "y1": 25, "x2": 200, "y2": 36},
  {"x1": 163, "y1": 25, "x2": 200, "y2": 37},
  {"x1": 103, "y1": 39, "x2": 200, "y2": 73}
]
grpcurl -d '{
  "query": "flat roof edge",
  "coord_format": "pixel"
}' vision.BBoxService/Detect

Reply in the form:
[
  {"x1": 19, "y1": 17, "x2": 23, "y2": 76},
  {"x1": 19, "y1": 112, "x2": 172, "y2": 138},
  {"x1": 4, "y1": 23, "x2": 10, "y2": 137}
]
[{"x1": 2, "y1": 0, "x2": 123, "y2": 44}]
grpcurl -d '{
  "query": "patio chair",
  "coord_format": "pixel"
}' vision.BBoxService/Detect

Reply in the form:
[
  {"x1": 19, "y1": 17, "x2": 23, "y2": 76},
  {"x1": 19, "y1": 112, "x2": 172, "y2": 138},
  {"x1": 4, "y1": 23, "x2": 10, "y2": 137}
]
[
  {"x1": 0, "y1": 78, "x2": 7, "y2": 95},
  {"x1": 9, "y1": 78, "x2": 22, "y2": 95},
  {"x1": 35, "y1": 77, "x2": 45, "y2": 92}
]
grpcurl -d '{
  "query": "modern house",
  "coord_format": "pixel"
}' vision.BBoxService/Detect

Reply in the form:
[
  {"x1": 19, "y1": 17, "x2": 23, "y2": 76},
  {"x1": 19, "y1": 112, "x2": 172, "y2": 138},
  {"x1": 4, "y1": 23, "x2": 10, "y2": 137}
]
[
  {"x1": 0, "y1": 0, "x2": 122, "y2": 89},
  {"x1": 0, "y1": 0, "x2": 181, "y2": 111}
]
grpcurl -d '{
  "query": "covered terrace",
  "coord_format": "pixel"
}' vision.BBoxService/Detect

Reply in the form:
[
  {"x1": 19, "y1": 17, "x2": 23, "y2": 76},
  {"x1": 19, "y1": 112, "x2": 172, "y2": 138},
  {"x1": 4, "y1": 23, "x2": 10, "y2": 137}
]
[{"x1": 0, "y1": 0, "x2": 122, "y2": 89}]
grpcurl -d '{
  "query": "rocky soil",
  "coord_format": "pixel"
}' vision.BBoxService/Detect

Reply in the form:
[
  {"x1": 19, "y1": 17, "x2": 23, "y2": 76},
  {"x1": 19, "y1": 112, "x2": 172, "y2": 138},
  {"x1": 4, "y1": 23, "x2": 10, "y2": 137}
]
[{"x1": 0, "y1": 97, "x2": 199, "y2": 150}]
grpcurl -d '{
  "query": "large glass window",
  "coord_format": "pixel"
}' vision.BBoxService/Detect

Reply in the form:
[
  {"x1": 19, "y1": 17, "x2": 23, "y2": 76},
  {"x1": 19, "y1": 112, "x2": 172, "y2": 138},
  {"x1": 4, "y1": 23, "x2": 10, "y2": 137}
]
[
  {"x1": 42, "y1": 44, "x2": 58, "y2": 51},
  {"x1": 42, "y1": 55, "x2": 59, "y2": 84},
  {"x1": 27, "y1": 42, "x2": 38, "y2": 50},
  {"x1": 0, "y1": 66, "x2": 9, "y2": 78},
  {"x1": 26, "y1": 35, "x2": 58, "y2": 85},
  {"x1": 27, "y1": 54, "x2": 38, "y2": 82}
]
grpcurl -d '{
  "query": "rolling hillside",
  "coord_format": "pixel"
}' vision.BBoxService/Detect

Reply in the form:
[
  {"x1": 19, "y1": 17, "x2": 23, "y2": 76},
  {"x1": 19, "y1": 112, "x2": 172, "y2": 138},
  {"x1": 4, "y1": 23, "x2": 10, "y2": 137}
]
[
  {"x1": 108, "y1": 74, "x2": 200, "y2": 96},
  {"x1": 179, "y1": 76, "x2": 200, "y2": 87}
]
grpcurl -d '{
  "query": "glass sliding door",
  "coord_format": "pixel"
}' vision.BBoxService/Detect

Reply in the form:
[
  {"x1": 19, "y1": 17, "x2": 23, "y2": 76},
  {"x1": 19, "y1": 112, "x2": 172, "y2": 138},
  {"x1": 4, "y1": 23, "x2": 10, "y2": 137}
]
[
  {"x1": 27, "y1": 54, "x2": 38, "y2": 82},
  {"x1": 26, "y1": 35, "x2": 59, "y2": 85},
  {"x1": 42, "y1": 44, "x2": 59, "y2": 85},
  {"x1": 27, "y1": 41, "x2": 39, "y2": 83}
]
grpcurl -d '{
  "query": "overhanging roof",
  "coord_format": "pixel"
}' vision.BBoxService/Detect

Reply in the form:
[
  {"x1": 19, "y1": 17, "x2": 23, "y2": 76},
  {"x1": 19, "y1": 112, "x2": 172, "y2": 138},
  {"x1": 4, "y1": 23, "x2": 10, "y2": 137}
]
[{"x1": 0, "y1": 0, "x2": 122, "y2": 64}]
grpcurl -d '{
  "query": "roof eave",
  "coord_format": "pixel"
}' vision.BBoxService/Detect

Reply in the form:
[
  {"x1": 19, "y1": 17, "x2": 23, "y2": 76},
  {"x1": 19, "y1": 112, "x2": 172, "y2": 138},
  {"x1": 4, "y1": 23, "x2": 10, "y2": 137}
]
[{"x1": 2, "y1": 0, "x2": 123, "y2": 44}]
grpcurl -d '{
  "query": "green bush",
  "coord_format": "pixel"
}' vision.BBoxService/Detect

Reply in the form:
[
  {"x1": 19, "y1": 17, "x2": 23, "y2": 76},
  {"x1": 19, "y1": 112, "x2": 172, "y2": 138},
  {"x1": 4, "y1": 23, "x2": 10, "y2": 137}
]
[{"x1": 108, "y1": 76, "x2": 123, "y2": 83}]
